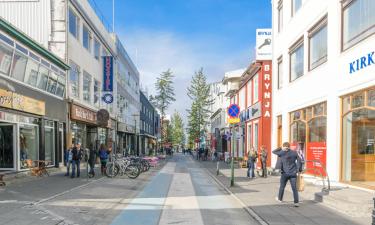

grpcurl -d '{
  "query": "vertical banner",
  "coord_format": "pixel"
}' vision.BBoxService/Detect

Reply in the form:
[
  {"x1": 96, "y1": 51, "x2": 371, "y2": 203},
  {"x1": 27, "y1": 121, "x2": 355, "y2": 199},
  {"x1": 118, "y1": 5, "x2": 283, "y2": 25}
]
[
  {"x1": 306, "y1": 142, "x2": 327, "y2": 177},
  {"x1": 103, "y1": 56, "x2": 113, "y2": 92}
]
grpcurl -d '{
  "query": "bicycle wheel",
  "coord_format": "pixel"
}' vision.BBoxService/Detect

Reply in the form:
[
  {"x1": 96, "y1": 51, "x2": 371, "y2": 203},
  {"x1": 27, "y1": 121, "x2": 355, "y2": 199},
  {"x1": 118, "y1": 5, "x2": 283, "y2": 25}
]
[
  {"x1": 124, "y1": 164, "x2": 140, "y2": 179},
  {"x1": 106, "y1": 163, "x2": 119, "y2": 178}
]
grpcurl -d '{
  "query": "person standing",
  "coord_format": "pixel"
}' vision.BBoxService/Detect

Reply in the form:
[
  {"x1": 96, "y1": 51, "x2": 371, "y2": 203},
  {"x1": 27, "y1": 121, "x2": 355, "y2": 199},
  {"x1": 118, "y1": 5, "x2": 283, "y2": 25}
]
[
  {"x1": 71, "y1": 143, "x2": 83, "y2": 178},
  {"x1": 247, "y1": 147, "x2": 258, "y2": 179},
  {"x1": 88, "y1": 144, "x2": 97, "y2": 177},
  {"x1": 273, "y1": 142, "x2": 302, "y2": 207},
  {"x1": 99, "y1": 144, "x2": 110, "y2": 175},
  {"x1": 260, "y1": 145, "x2": 268, "y2": 178},
  {"x1": 64, "y1": 144, "x2": 73, "y2": 176}
]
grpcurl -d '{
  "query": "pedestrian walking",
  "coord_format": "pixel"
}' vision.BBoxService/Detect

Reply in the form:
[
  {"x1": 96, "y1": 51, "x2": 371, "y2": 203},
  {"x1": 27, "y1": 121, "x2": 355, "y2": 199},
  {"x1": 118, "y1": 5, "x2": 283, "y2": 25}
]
[
  {"x1": 88, "y1": 144, "x2": 97, "y2": 177},
  {"x1": 64, "y1": 144, "x2": 74, "y2": 176},
  {"x1": 260, "y1": 145, "x2": 268, "y2": 178},
  {"x1": 247, "y1": 147, "x2": 258, "y2": 179},
  {"x1": 273, "y1": 142, "x2": 303, "y2": 207},
  {"x1": 99, "y1": 144, "x2": 110, "y2": 175},
  {"x1": 71, "y1": 143, "x2": 83, "y2": 178}
]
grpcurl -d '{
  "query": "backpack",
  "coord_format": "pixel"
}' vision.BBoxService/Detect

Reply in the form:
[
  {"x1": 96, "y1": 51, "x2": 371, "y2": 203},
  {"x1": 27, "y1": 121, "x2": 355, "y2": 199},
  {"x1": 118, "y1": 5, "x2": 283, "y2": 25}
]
[{"x1": 99, "y1": 149, "x2": 108, "y2": 160}]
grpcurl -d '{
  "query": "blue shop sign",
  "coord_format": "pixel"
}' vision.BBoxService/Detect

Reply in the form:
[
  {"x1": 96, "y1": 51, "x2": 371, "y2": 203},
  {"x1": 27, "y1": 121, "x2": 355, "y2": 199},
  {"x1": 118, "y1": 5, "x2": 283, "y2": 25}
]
[{"x1": 350, "y1": 51, "x2": 374, "y2": 74}]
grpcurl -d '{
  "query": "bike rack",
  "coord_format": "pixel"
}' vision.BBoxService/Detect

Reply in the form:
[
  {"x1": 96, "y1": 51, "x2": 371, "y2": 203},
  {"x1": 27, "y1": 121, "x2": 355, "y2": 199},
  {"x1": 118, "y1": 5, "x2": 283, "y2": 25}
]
[{"x1": 303, "y1": 159, "x2": 330, "y2": 192}]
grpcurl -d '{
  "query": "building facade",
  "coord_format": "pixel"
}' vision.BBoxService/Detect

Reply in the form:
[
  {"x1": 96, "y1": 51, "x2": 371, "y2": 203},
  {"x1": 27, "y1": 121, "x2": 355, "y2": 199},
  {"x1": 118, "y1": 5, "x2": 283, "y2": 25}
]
[
  {"x1": 271, "y1": 0, "x2": 375, "y2": 188},
  {"x1": 0, "y1": 18, "x2": 69, "y2": 171},
  {"x1": 139, "y1": 91, "x2": 158, "y2": 155}
]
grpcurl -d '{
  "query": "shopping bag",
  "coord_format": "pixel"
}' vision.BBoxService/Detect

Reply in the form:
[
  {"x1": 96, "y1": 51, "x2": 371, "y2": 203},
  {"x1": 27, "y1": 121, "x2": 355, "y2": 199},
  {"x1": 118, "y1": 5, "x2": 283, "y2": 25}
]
[{"x1": 297, "y1": 173, "x2": 305, "y2": 192}]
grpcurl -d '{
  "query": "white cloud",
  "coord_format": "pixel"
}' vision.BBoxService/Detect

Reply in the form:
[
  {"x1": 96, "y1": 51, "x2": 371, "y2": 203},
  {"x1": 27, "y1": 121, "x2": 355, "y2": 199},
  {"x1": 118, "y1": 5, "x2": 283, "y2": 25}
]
[{"x1": 117, "y1": 29, "x2": 252, "y2": 123}]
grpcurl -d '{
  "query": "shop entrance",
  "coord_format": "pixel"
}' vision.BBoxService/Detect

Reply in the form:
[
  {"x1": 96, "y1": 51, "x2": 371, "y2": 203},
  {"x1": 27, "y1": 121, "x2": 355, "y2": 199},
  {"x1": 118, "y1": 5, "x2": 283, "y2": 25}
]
[{"x1": 0, "y1": 123, "x2": 15, "y2": 170}]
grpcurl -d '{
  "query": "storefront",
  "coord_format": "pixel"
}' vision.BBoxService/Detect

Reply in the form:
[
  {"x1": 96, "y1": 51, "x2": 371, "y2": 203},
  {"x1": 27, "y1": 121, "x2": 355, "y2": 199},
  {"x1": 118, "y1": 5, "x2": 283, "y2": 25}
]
[{"x1": 341, "y1": 88, "x2": 375, "y2": 187}]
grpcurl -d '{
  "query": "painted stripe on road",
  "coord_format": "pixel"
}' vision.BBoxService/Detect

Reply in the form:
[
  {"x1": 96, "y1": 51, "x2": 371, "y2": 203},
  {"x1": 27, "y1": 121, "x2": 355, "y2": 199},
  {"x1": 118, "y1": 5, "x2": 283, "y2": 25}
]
[{"x1": 110, "y1": 169, "x2": 173, "y2": 225}]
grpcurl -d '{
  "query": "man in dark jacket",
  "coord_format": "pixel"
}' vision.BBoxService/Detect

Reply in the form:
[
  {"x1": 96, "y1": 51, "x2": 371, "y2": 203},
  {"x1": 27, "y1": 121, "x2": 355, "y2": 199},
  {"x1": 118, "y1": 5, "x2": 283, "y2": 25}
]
[
  {"x1": 273, "y1": 142, "x2": 302, "y2": 207},
  {"x1": 71, "y1": 143, "x2": 83, "y2": 178},
  {"x1": 260, "y1": 145, "x2": 268, "y2": 178}
]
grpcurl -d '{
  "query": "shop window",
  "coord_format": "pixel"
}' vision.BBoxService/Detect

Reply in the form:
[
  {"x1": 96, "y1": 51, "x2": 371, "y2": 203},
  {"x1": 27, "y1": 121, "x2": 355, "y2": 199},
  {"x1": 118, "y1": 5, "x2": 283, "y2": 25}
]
[
  {"x1": 278, "y1": 0, "x2": 283, "y2": 32},
  {"x1": 290, "y1": 39, "x2": 304, "y2": 82},
  {"x1": 308, "y1": 117, "x2": 327, "y2": 142},
  {"x1": 83, "y1": 71, "x2": 92, "y2": 103},
  {"x1": 20, "y1": 124, "x2": 39, "y2": 169},
  {"x1": 313, "y1": 103, "x2": 325, "y2": 116},
  {"x1": 82, "y1": 25, "x2": 91, "y2": 51},
  {"x1": 352, "y1": 93, "x2": 365, "y2": 108},
  {"x1": 306, "y1": 107, "x2": 312, "y2": 121},
  {"x1": 11, "y1": 51, "x2": 28, "y2": 82},
  {"x1": 69, "y1": 61, "x2": 80, "y2": 98},
  {"x1": 292, "y1": 0, "x2": 302, "y2": 16},
  {"x1": 44, "y1": 121, "x2": 55, "y2": 166},
  {"x1": 37, "y1": 66, "x2": 49, "y2": 91},
  {"x1": 343, "y1": 0, "x2": 375, "y2": 50},
  {"x1": 309, "y1": 16, "x2": 328, "y2": 70},
  {"x1": 0, "y1": 41, "x2": 13, "y2": 76},
  {"x1": 71, "y1": 123, "x2": 86, "y2": 145},
  {"x1": 254, "y1": 123, "x2": 259, "y2": 151},
  {"x1": 69, "y1": 8, "x2": 79, "y2": 39},
  {"x1": 24, "y1": 58, "x2": 39, "y2": 87},
  {"x1": 277, "y1": 56, "x2": 283, "y2": 89}
]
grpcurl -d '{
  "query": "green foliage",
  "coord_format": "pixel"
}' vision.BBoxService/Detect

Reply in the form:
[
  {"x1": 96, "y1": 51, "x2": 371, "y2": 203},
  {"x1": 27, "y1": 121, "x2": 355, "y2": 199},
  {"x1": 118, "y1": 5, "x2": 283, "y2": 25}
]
[
  {"x1": 170, "y1": 111, "x2": 185, "y2": 147},
  {"x1": 186, "y1": 68, "x2": 214, "y2": 145}
]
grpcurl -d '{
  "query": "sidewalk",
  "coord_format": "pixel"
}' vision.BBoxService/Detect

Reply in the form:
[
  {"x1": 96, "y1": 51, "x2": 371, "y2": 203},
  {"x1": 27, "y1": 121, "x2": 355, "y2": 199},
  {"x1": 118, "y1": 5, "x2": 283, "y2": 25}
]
[{"x1": 198, "y1": 159, "x2": 371, "y2": 225}]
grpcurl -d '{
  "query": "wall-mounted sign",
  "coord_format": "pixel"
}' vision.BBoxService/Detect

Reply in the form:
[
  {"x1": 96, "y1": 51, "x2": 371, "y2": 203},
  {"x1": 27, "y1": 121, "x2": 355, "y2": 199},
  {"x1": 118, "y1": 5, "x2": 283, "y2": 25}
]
[
  {"x1": 97, "y1": 109, "x2": 109, "y2": 127},
  {"x1": 103, "y1": 56, "x2": 113, "y2": 92},
  {"x1": 102, "y1": 93, "x2": 113, "y2": 104},
  {"x1": 262, "y1": 63, "x2": 272, "y2": 118},
  {"x1": 0, "y1": 88, "x2": 45, "y2": 115},
  {"x1": 256, "y1": 29, "x2": 272, "y2": 60},
  {"x1": 349, "y1": 51, "x2": 374, "y2": 74},
  {"x1": 71, "y1": 104, "x2": 96, "y2": 124}
]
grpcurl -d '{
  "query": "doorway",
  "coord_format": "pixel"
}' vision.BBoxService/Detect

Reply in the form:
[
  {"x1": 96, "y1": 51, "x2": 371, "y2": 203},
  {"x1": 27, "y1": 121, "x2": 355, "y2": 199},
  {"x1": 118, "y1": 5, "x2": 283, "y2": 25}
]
[{"x1": 0, "y1": 123, "x2": 15, "y2": 170}]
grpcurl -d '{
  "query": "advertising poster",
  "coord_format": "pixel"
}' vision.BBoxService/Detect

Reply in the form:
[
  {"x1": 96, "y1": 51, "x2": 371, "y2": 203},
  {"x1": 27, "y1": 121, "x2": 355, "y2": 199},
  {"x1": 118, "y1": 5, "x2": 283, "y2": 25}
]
[{"x1": 306, "y1": 142, "x2": 327, "y2": 177}]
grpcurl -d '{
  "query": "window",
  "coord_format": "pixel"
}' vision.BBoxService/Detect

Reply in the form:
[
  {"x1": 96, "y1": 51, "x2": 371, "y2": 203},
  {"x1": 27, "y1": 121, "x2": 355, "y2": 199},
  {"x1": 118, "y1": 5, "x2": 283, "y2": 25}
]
[
  {"x1": 37, "y1": 66, "x2": 49, "y2": 90},
  {"x1": 343, "y1": 0, "x2": 375, "y2": 50},
  {"x1": 24, "y1": 58, "x2": 39, "y2": 87},
  {"x1": 278, "y1": 0, "x2": 283, "y2": 32},
  {"x1": 44, "y1": 121, "x2": 55, "y2": 165},
  {"x1": 94, "y1": 79, "x2": 100, "y2": 107},
  {"x1": 292, "y1": 0, "x2": 302, "y2": 16},
  {"x1": 290, "y1": 39, "x2": 304, "y2": 82},
  {"x1": 82, "y1": 25, "x2": 91, "y2": 51},
  {"x1": 68, "y1": 8, "x2": 79, "y2": 39},
  {"x1": 94, "y1": 38, "x2": 100, "y2": 60},
  {"x1": 46, "y1": 71, "x2": 58, "y2": 94},
  {"x1": 309, "y1": 17, "x2": 328, "y2": 70},
  {"x1": 0, "y1": 42, "x2": 13, "y2": 76},
  {"x1": 69, "y1": 61, "x2": 80, "y2": 98},
  {"x1": 55, "y1": 76, "x2": 65, "y2": 98},
  {"x1": 246, "y1": 81, "x2": 252, "y2": 106},
  {"x1": 11, "y1": 51, "x2": 28, "y2": 82},
  {"x1": 277, "y1": 56, "x2": 283, "y2": 89},
  {"x1": 253, "y1": 74, "x2": 259, "y2": 103},
  {"x1": 83, "y1": 71, "x2": 92, "y2": 103}
]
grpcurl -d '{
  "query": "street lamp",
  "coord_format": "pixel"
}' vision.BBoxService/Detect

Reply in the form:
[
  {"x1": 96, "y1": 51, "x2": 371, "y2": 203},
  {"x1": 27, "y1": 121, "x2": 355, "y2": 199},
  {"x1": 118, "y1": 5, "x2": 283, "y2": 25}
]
[{"x1": 132, "y1": 114, "x2": 140, "y2": 156}]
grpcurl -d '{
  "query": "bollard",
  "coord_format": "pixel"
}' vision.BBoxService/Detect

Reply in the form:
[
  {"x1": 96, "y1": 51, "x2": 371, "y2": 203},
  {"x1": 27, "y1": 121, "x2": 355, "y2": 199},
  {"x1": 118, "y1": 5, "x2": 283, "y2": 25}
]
[{"x1": 216, "y1": 161, "x2": 219, "y2": 176}]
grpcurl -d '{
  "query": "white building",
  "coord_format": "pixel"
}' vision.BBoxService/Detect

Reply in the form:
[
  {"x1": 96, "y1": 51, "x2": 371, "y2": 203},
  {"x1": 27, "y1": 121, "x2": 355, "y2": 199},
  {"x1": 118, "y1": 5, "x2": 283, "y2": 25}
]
[{"x1": 271, "y1": 0, "x2": 375, "y2": 188}]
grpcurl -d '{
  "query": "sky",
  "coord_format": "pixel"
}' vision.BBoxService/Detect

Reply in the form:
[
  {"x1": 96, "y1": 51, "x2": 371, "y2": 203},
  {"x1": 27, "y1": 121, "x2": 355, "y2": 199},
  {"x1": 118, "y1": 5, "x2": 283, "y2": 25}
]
[{"x1": 90, "y1": 0, "x2": 272, "y2": 121}]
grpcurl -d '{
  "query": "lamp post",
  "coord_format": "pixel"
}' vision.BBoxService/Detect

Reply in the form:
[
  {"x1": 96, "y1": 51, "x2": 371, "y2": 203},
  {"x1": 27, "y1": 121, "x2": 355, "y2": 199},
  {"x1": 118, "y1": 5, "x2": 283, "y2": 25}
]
[{"x1": 132, "y1": 114, "x2": 139, "y2": 156}]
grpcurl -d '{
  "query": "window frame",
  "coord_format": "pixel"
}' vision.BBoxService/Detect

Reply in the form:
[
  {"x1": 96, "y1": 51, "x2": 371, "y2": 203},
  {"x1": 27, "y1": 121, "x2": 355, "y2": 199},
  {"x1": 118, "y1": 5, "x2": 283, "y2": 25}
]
[
  {"x1": 82, "y1": 71, "x2": 92, "y2": 103},
  {"x1": 277, "y1": 0, "x2": 283, "y2": 33},
  {"x1": 277, "y1": 56, "x2": 283, "y2": 89},
  {"x1": 82, "y1": 24, "x2": 91, "y2": 52},
  {"x1": 289, "y1": 37, "x2": 304, "y2": 82},
  {"x1": 341, "y1": 0, "x2": 375, "y2": 51},
  {"x1": 68, "y1": 7, "x2": 79, "y2": 39},
  {"x1": 94, "y1": 38, "x2": 100, "y2": 60},
  {"x1": 308, "y1": 15, "x2": 328, "y2": 71},
  {"x1": 291, "y1": 0, "x2": 302, "y2": 17}
]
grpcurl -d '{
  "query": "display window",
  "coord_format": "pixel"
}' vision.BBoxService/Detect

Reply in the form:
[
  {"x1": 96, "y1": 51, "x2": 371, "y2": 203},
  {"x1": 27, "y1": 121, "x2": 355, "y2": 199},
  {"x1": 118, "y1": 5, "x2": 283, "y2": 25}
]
[
  {"x1": 44, "y1": 120, "x2": 55, "y2": 166},
  {"x1": 342, "y1": 88, "x2": 375, "y2": 186},
  {"x1": 290, "y1": 102, "x2": 327, "y2": 176}
]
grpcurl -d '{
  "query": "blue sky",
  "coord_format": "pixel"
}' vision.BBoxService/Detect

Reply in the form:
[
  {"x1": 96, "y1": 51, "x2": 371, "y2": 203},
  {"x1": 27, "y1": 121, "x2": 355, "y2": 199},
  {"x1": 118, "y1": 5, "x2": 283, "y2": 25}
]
[{"x1": 90, "y1": 0, "x2": 272, "y2": 117}]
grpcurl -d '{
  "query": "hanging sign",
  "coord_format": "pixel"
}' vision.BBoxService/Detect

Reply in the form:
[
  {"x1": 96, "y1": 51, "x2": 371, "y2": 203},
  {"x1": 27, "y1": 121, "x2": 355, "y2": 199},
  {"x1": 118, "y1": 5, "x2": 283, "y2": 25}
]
[{"x1": 102, "y1": 56, "x2": 113, "y2": 92}]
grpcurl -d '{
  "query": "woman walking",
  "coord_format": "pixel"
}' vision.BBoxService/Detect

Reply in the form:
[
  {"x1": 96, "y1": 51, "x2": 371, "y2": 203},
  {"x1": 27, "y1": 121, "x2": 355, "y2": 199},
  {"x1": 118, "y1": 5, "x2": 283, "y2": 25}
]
[{"x1": 99, "y1": 144, "x2": 110, "y2": 176}]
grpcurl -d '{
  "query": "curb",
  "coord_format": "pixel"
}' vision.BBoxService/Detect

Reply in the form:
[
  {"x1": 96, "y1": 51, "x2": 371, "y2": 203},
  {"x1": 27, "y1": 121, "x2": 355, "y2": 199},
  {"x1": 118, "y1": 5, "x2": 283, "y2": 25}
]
[{"x1": 202, "y1": 163, "x2": 269, "y2": 225}]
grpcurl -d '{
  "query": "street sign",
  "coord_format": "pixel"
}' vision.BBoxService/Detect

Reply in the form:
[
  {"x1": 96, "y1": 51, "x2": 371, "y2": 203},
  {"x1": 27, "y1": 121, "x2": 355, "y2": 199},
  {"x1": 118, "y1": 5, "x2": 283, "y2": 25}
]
[
  {"x1": 227, "y1": 104, "x2": 240, "y2": 117},
  {"x1": 228, "y1": 117, "x2": 240, "y2": 124}
]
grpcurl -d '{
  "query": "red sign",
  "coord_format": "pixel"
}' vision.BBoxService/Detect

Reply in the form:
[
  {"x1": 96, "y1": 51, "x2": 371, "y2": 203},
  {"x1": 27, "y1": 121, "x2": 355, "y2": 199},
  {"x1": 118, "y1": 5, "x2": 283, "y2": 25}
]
[{"x1": 306, "y1": 142, "x2": 327, "y2": 177}]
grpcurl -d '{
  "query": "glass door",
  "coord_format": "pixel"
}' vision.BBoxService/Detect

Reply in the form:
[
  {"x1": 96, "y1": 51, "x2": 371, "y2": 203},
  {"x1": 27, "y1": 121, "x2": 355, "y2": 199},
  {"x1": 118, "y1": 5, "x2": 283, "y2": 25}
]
[{"x1": 0, "y1": 123, "x2": 15, "y2": 170}]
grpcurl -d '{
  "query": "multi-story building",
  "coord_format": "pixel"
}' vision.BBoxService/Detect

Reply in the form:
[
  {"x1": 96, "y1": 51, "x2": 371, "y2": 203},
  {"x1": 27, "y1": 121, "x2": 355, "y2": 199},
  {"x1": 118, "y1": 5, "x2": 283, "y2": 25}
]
[
  {"x1": 0, "y1": 0, "x2": 141, "y2": 155},
  {"x1": 139, "y1": 91, "x2": 158, "y2": 155},
  {"x1": 0, "y1": 17, "x2": 69, "y2": 170},
  {"x1": 271, "y1": 0, "x2": 375, "y2": 188},
  {"x1": 113, "y1": 35, "x2": 140, "y2": 155}
]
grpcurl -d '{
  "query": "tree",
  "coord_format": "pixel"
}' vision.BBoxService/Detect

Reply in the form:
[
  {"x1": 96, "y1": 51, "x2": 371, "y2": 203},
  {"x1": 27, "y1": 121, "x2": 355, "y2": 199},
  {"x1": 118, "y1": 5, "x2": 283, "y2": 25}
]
[
  {"x1": 170, "y1": 111, "x2": 185, "y2": 148},
  {"x1": 186, "y1": 68, "x2": 214, "y2": 147},
  {"x1": 154, "y1": 69, "x2": 176, "y2": 143}
]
